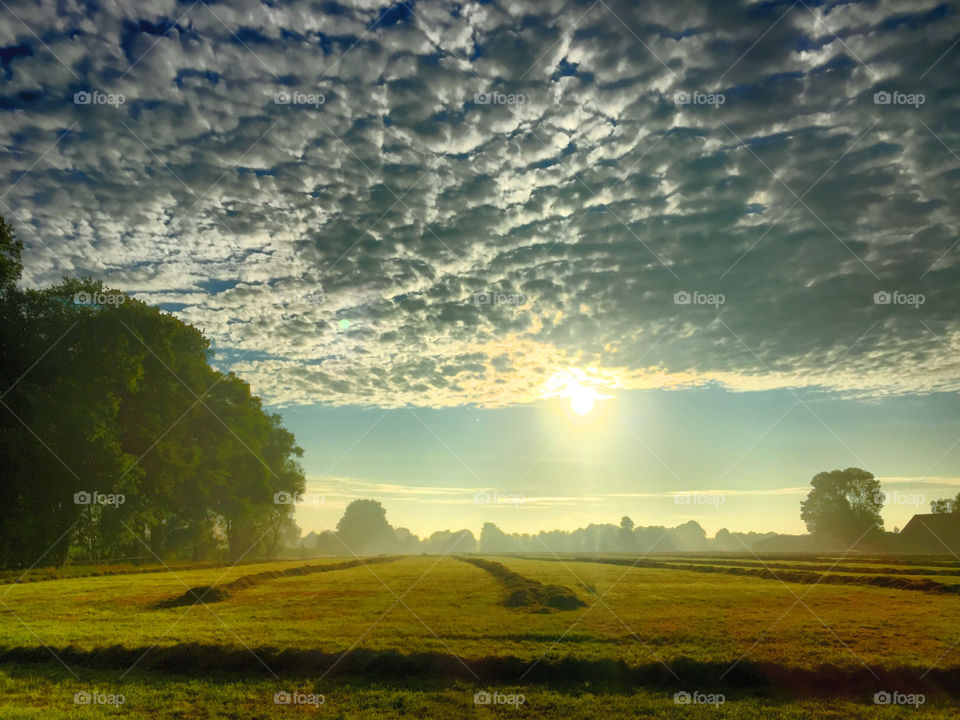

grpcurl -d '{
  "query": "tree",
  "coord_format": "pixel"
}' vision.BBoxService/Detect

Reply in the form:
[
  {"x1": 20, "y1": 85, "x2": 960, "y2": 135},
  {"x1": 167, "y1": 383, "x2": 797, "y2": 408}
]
[
  {"x1": 479, "y1": 522, "x2": 514, "y2": 553},
  {"x1": 618, "y1": 515, "x2": 635, "y2": 551},
  {"x1": 0, "y1": 215, "x2": 306, "y2": 568},
  {"x1": 0, "y1": 216, "x2": 23, "y2": 290},
  {"x1": 800, "y1": 468, "x2": 884, "y2": 541},
  {"x1": 930, "y1": 493, "x2": 960, "y2": 514},
  {"x1": 0, "y1": 279, "x2": 141, "y2": 567},
  {"x1": 425, "y1": 529, "x2": 477, "y2": 554},
  {"x1": 335, "y1": 499, "x2": 397, "y2": 555}
]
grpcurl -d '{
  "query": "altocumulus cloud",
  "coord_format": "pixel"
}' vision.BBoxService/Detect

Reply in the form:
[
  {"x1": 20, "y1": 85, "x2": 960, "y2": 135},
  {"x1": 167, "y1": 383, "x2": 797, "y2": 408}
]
[{"x1": 1, "y1": 0, "x2": 958, "y2": 407}]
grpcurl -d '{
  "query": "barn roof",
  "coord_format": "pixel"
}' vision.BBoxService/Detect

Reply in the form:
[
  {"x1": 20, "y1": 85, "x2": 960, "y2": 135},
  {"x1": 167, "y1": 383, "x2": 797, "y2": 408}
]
[{"x1": 899, "y1": 513, "x2": 960, "y2": 553}]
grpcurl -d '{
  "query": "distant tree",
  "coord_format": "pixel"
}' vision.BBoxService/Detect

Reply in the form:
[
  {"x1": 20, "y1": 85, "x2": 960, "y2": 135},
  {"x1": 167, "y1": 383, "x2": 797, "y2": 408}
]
[
  {"x1": 425, "y1": 529, "x2": 477, "y2": 554},
  {"x1": 800, "y1": 468, "x2": 884, "y2": 541},
  {"x1": 670, "y1": 520, "x2": 710, "y2": 551},
  {"x1": 335, "y1": 499, "x2": 397, "y2": 555},
  {"x1": 479, "y1": 522, "x2": 514, "y2": 553},
  {"x1": 618, "y1": 515, "x2": 635, "y2": 551},
  {"x1": 930, "y1": 493, "x2": 960, "y2": 514},
  {"x1": 393, "y1": 527, "x2": 422, "y2": 554},
  {"x1": 311, "y1": 530, "x2": 341, "y2": 555}
]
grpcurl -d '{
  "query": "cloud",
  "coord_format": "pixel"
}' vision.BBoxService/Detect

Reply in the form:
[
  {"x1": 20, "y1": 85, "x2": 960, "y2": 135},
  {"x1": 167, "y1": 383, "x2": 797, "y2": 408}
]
[{"x1": 2, "y1": 0, "x2": 958, "y2": 407}]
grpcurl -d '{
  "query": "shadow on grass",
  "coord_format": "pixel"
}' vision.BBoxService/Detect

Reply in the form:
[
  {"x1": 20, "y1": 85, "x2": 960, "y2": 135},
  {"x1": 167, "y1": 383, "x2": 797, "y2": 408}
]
[{"x1": 0, "y1": 645, "x2": 957, "y2": 700}]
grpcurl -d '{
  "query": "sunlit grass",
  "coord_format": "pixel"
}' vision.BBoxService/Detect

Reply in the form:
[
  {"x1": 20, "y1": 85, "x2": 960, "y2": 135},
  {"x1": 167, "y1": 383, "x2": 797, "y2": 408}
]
[{"x1": 2, "y1": 556, "x2": 958, "y2": 672}]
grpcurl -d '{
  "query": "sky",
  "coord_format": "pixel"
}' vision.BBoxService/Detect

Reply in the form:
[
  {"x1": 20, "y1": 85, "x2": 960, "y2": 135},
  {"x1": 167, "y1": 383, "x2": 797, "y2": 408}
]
[{"x1": 1, "y1": 0, "x2": 959, "y2": 536}]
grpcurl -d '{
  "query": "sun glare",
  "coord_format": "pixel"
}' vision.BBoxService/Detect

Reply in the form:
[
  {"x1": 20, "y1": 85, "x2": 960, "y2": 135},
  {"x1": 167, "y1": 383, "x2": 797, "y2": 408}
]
[
  {"x1": 568, "y1": 385, "x2": 597, "y2": 416},
  {"x1": 544, "y1": 370, "x2": 612, "y2": 418}
]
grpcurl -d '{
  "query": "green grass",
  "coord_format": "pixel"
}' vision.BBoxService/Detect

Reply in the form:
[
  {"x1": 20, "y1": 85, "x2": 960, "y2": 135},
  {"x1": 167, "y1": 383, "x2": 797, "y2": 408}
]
[
  {"x1": 0, "y1": 554, "x2": 957, "y2": 718},
  {"x1": 1, "y1": 666, "x2": 957, "y2": 719}
]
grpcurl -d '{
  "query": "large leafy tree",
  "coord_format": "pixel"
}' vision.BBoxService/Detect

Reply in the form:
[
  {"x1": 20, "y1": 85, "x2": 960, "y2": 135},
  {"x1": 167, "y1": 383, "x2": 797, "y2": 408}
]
[
  {"x1": 0, "y1": 275, "x2": 140, "y2": 566},
  {"x1": 0, "y1": 215, "x2": 305, "y2": 567},
  {"x1": 800, "y1": 467, "x2": 884, "y2": 542}
]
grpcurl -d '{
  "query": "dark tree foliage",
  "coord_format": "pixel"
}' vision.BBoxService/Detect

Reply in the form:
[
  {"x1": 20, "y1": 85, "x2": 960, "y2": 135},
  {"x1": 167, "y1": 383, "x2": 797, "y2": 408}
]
[
  {"x1": 0, "y1": 216, "x2": 305, "y2": 568},
  {"x1": 800, "y1": 467, "x2": 884, "y2": 542},
  {"x1": 930, "y1": 493, "x2": 960, "y2": 514}
]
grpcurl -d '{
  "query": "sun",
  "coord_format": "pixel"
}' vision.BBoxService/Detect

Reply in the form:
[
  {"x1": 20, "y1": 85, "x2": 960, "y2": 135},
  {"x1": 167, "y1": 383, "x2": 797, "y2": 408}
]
[
  {"x1": 568, "y1": 385, "x2": 598, "y2": 416},
  {"x1": 543, "y1": 370, "x2": 610, "y2": 418}
]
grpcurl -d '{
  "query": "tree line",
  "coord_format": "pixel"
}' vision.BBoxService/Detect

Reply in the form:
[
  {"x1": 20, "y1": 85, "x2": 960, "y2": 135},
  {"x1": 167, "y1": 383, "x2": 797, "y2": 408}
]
[
  {"x1": 303, "y1": 498, "x2": 776, "y2": 555},
  {"x1": 0, "y1": 217, "x2": 306, "y2": 569},
  {"x1": 309, "y1": 471, "x2": 960, "y2": 557}
]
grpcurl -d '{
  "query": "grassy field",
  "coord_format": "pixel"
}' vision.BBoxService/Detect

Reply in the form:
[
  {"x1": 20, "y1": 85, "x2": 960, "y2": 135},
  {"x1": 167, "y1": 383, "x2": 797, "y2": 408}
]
[{"x1": 0, "y1": 554, "x2": 957, "y2": 717}]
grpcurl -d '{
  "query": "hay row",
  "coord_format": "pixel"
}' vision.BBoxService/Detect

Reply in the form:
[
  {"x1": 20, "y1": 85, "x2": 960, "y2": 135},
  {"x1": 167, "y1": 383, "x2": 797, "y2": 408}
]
[{"x1": 457, "y1": 557, "x2": 586, "y2": 611}]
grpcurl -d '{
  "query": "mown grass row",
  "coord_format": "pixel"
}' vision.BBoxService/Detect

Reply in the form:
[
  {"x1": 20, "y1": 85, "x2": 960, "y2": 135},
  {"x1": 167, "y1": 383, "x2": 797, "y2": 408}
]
[
  {"x1": 158, "y1": 556, "x2": 398, "y2": 607},
  {"x1": 640, "y1": 557, "x2": 960, "y2": 577},
  {"x1": 0, "y1": 554, "x2": 346, "y2": 586},
  {"x1": 456, "y1": 557, "x2": 586, "y2": 611},
  {"x1": 521, "y1": 556, "x2": 960, "y2": 595}
]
